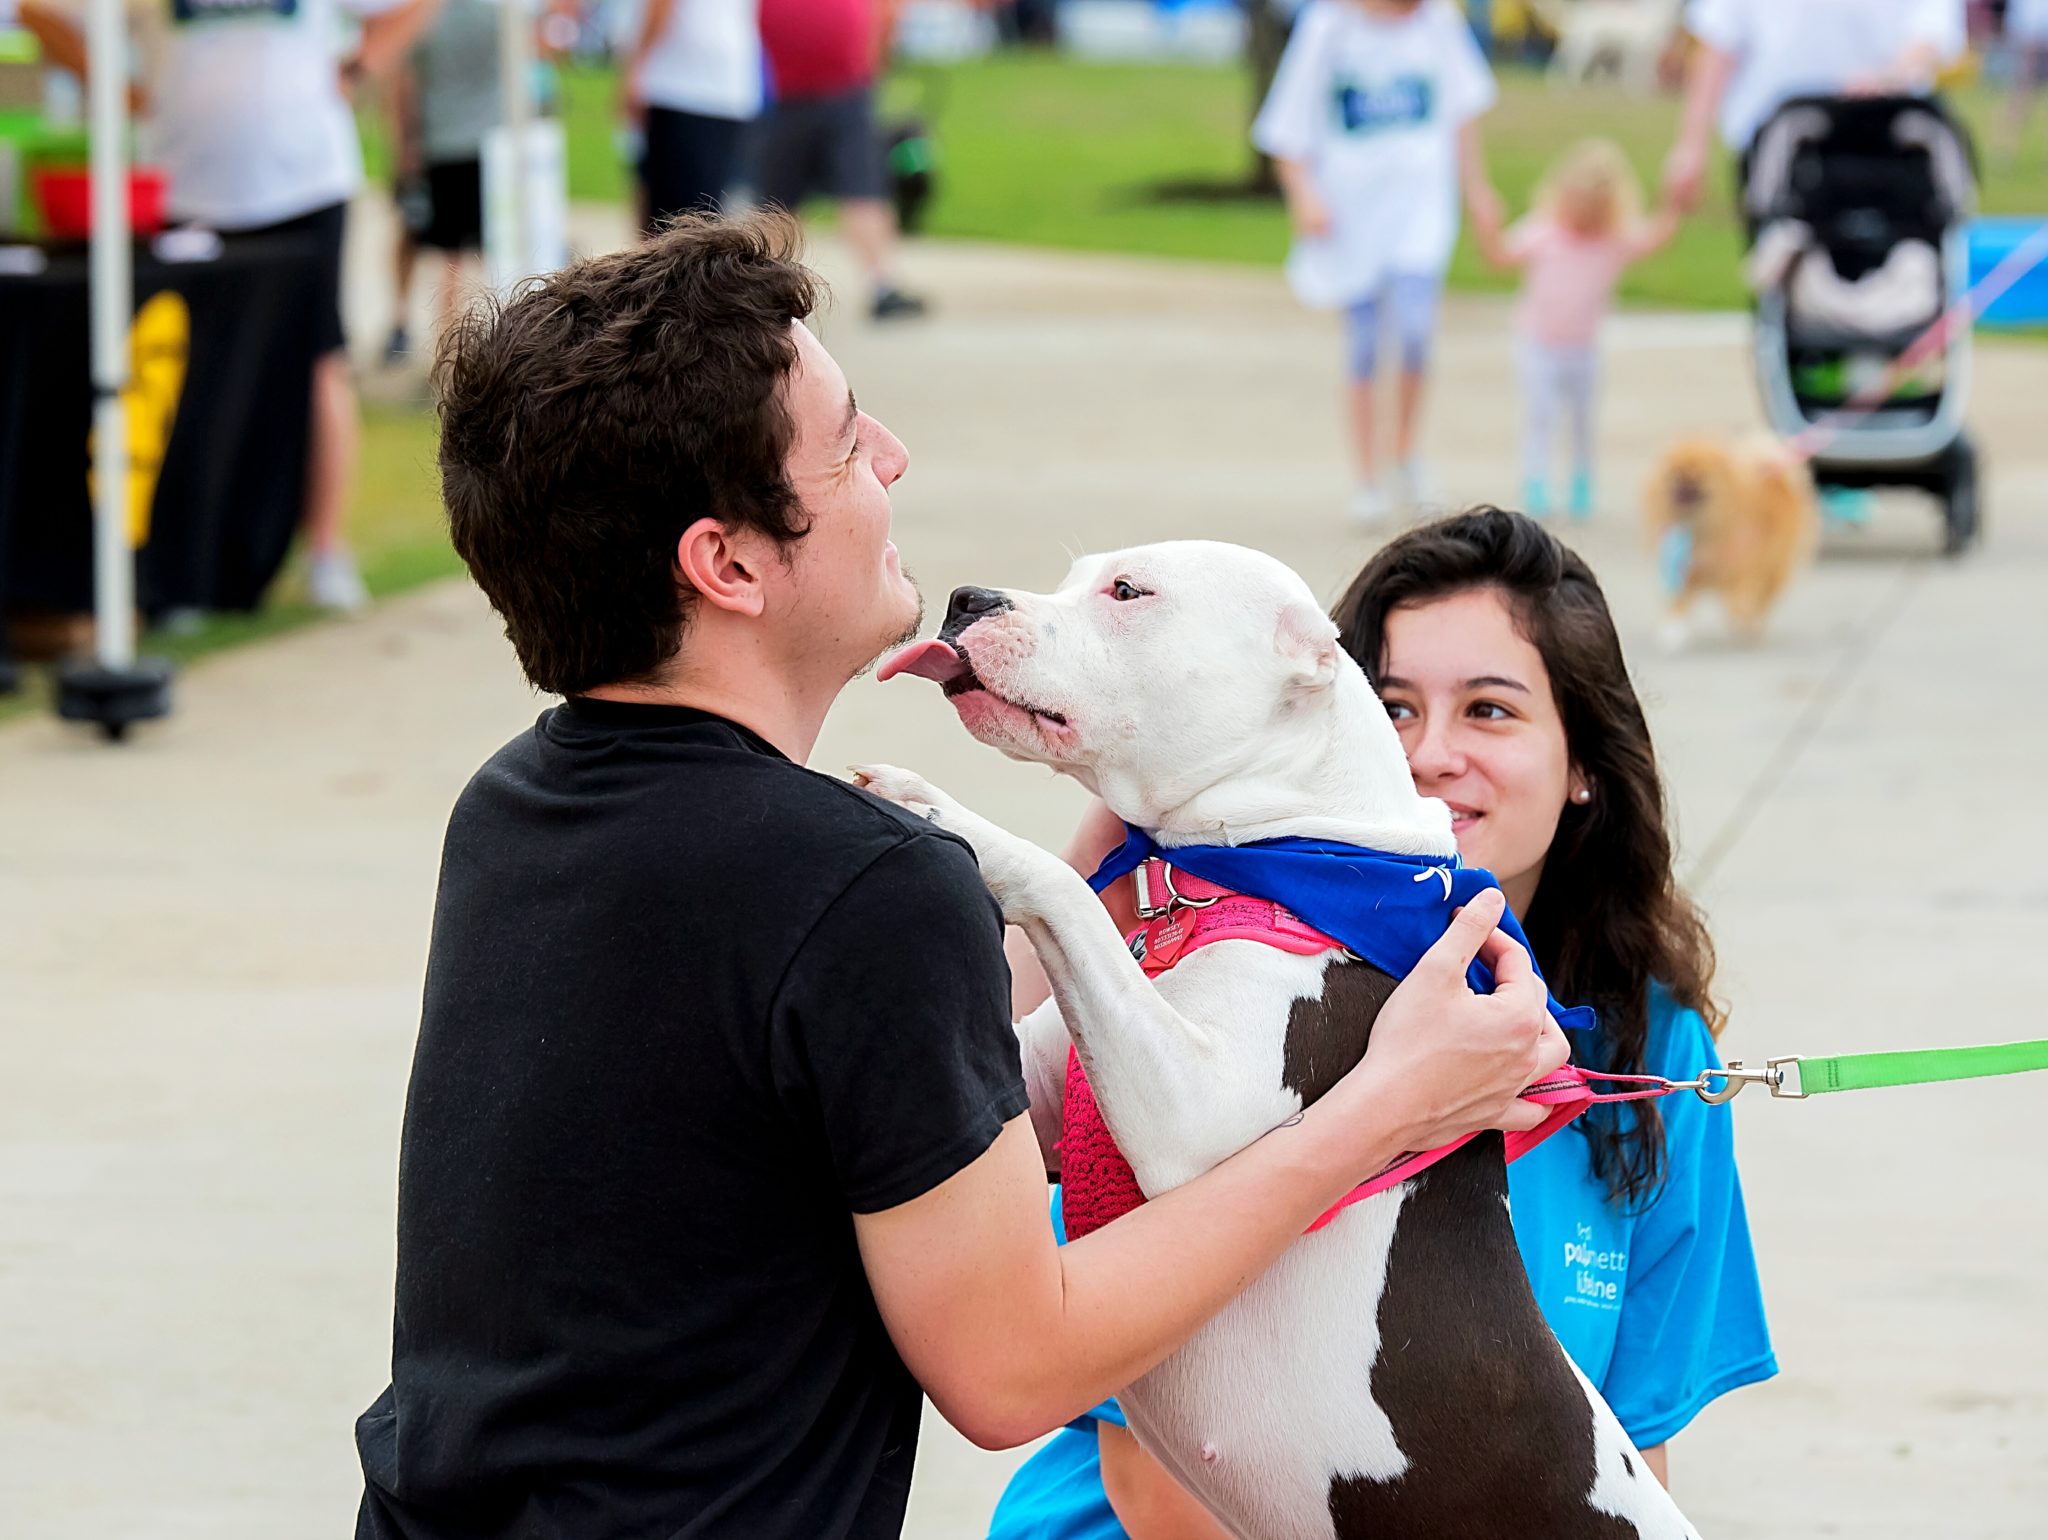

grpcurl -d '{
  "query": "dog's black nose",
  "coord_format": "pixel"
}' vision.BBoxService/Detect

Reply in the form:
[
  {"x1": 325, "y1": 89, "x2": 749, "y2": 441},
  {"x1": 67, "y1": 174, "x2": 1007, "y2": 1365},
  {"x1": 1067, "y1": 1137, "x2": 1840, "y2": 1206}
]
[{"x1": 943, "y1": 586, "x2": 1012, "y2": 632}]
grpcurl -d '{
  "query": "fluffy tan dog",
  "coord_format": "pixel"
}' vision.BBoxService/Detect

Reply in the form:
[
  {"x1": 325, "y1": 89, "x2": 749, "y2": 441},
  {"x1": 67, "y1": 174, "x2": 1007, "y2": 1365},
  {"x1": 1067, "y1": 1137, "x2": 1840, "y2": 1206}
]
[{"x1": 1643, "y1": 435, "x2": 1819, "y2": 644}]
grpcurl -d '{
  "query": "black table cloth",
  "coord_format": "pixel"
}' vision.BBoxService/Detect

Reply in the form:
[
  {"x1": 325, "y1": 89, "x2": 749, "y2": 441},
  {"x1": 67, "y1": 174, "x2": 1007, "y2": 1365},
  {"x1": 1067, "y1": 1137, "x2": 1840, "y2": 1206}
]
[{"x1": 0, "y1": 230, "x2": 325, "y2": 625}]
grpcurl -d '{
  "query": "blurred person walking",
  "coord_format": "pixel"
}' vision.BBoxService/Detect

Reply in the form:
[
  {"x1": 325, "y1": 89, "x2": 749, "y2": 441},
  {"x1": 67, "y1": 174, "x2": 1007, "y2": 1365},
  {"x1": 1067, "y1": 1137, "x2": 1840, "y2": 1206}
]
[
  {"x1": 757, "y1": 0, "x2": 927, "y2": 319},
  {"x1": 2002, "y1": 0, "x2": 2048, "y2": 160},
  {"x1": 1659, "y1": 0, "x2": 1964, "y2": 527},
  {"x1": 1252, "y1": 0, "x2": 1503, "y2": 524},
  {"x1": 384, "y1": 0, "x2": 509, "y2": 364},
  {"x1": 620, "y1": 0, "x2": 761, "y2": 229},
  {"x1": 1662, "y1": 0, "x2": 1967, "y2": 212},
  {"x1": 21, "y1": 0, "x2": 441, "y2": 613}
]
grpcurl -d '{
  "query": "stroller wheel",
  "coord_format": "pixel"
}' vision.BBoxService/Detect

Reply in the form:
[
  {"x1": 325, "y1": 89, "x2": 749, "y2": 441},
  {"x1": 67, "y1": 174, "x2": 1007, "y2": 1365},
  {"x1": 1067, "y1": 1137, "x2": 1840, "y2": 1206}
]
[{"x1": 1941, "y1": 434, "x2": 1980, "y2": 557}]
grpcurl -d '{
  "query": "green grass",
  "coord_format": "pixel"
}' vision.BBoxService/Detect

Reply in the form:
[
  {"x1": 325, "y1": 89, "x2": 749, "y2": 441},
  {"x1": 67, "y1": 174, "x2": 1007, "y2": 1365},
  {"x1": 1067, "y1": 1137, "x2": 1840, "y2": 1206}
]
[
  {"x1": 876, "y1": 57, "x2": 2046, "y2": 309},
  {"x1": 560, "y1": 65, "x2": 633, "y2": 207},
  {"x1": 531, "y1": 56, "x2": 2045, "y2": 310},
  {"x1": 356, "y1": 56, "x2": 2041, "y2": 312}
]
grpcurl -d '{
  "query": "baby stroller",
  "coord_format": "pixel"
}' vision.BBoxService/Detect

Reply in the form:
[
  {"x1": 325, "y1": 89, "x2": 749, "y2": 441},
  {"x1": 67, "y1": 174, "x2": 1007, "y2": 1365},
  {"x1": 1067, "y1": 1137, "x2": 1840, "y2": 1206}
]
[{"x1": 1743, "y1": 95, "x2": 1980, "y2": 554}]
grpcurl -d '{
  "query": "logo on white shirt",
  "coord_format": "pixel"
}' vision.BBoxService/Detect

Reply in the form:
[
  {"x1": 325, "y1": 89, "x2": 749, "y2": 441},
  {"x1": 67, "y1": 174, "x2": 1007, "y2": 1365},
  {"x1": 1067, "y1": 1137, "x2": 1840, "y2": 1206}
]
[
  {"x1": 172, "y1": 0, "x2": 298, "y2": 25},
  {"x1": 1334, "y1": 75, "x2": 1435, "y2": 135}
]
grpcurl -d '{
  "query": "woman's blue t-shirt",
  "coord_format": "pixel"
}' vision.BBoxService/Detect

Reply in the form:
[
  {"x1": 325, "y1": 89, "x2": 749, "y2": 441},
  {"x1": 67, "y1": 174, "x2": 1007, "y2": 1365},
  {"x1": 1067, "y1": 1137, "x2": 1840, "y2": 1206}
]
[{"x1": 988, "y1": 984, "x2": 1776, "y2": 1540}]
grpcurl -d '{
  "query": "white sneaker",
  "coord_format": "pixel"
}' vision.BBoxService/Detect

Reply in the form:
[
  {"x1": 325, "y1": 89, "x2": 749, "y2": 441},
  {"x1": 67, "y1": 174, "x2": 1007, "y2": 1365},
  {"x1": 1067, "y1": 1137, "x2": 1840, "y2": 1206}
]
[
  {"x1": 308, "y1": 548, "x2": 370, "y2": 614},
  {"x1": 1348, "y1": 481, "x2": 1392, "y2": 526},
  {"x1": 1390, "y1": 459, "x2": 1434, "y2": 511}
]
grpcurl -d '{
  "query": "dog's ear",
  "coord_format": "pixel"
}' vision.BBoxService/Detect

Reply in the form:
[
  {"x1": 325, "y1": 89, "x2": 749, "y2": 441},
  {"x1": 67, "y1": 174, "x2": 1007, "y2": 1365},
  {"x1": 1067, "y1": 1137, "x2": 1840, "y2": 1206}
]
[{"x1": 1276, "y1": 602, "x2": 1342, "y2": 692}]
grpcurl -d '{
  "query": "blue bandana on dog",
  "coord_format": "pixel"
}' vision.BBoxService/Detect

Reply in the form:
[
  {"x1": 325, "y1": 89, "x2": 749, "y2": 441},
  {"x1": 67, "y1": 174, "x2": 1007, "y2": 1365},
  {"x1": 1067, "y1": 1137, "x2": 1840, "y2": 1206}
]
[{"x1": 1088, "y1": 826, "x2": 1596, "y2": 1034}]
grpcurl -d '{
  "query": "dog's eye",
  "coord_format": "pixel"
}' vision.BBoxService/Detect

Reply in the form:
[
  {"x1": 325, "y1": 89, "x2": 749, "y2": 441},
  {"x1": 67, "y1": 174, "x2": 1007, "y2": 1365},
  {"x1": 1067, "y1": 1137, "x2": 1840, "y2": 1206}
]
[{"x1": 1111, "y1": 579, "x2": 1149, "y2": 602}]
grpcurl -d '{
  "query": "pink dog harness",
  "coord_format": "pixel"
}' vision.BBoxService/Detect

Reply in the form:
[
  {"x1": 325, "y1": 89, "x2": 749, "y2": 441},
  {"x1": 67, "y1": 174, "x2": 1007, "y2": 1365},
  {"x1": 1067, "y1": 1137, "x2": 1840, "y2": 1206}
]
[{"x1": 1058, "y1": 858, "x2": 1675, "y2": 1241}]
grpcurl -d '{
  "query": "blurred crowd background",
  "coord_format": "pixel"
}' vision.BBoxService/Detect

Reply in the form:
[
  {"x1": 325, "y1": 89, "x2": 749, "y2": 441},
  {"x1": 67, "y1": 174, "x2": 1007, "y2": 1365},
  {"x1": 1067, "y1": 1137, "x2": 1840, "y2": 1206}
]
[{"x1": 0, "y1": 0, "x2": 2043, "y2": 705}]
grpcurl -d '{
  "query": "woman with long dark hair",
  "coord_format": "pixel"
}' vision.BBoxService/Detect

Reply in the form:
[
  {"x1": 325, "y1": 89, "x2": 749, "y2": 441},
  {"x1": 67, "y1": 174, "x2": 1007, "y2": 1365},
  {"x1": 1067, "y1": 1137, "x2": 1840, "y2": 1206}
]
[
  {"x1": 1335, "y1": 504, "x2": 1716, "y2": 1212},
  {"x1": 990, "y1": 507, "x2": 1775, "y2": 1540}
]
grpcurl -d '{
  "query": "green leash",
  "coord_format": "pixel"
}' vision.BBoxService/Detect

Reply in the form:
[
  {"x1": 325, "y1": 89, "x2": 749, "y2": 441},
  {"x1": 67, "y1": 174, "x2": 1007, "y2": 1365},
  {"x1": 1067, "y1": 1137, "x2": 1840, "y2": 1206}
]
[{"x1": 1681, "y1": 1039, "x2": 2048, "y2": 1103}]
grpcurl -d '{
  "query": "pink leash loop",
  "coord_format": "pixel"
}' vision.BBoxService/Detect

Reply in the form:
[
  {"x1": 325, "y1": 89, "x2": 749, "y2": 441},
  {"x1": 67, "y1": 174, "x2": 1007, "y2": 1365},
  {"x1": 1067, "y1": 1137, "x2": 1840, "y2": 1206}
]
[
  {"x1": 1307, "y1": 1067, "x2": 1693, "y2": 1233},
  {"x1": 1077, "y1": 859, "x2": 1711, "y2": 1238}
]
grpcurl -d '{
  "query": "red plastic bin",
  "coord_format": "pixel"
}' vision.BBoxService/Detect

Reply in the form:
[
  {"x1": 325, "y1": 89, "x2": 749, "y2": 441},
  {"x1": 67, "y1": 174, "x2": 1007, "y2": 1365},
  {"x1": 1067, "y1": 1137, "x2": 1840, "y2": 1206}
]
[{"x1": 31, "y1": 166, "x2": 168, "y2": 239}]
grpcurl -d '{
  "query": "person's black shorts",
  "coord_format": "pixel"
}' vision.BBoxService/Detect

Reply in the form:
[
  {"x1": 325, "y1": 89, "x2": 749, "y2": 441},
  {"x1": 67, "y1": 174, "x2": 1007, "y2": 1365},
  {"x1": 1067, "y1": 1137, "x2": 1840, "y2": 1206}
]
[
  {"x1": 226, "y1": 200, "x2": 348, "y2": 356},
  {"x1": 641, "y1": 106, "x2": 748, "y2": 230},
  {"x1": 412, "y1": 157, "x2": 484, "y2": 253},
  {"x1": 753, "y1": 86, "x2": 888, "y2": 210}
]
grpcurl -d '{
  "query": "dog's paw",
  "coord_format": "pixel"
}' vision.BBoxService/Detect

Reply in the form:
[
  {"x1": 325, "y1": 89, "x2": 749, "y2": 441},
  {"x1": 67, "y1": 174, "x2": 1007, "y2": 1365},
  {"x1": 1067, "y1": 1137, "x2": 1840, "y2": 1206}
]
[
  {"x1": 850, "y1": 763, "x2": 1063, "y2": 918},
  {"x1": 850, "y1": 763, "x2": 958, "y2": 824}
]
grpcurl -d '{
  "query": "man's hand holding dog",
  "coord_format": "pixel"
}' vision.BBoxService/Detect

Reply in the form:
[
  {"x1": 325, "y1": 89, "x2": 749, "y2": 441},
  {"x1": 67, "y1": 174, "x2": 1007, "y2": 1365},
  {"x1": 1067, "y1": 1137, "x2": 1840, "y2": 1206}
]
[{"x1": 1321, "y1": 887, "x2": 1570, "y2": 1154}]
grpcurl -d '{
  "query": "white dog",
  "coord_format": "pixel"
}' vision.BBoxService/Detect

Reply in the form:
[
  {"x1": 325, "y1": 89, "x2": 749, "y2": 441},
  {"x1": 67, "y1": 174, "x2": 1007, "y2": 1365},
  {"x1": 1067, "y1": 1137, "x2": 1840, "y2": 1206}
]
[
  {"x1": 858, "y1": 541, "x2": 1697, "y2": 1540},
  {"x1": 1526, "y1": 0, "x2": 1683, "y2": 93}
]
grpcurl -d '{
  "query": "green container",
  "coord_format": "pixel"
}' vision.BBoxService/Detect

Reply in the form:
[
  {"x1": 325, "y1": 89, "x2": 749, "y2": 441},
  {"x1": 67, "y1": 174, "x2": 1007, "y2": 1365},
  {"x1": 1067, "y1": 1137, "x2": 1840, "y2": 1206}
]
[{"x1": 0, "y1": 114, "x2": 90, "y2": 238}]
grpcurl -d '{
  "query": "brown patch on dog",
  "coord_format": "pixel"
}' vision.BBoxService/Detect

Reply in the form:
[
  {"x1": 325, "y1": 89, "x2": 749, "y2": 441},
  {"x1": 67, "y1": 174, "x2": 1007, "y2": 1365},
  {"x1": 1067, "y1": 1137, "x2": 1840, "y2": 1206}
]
[
  {"x1": 1643, "y1": 434, "x2": 1819, "y2": 640},
  {"x1": 1326, "y1": 1139, "x2": 1643, "y2": 1539},
  {"x1": 1283, "y1": 960, "x2": 1399, "y2": 1107},
  {"x1": 1281, "y1": 961, "x2": 1651, "y2": 1536}
]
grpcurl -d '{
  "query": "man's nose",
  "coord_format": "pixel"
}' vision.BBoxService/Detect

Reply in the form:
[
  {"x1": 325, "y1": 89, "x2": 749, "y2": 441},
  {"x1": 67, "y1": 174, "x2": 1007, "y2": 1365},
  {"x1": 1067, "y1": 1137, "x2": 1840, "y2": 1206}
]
[
  {"x1": 873, "y1": 421, "x2": 909, "y2": 486},
  {"x1": 944, "y1": 587, "x2": 1013, "y2": 632}
]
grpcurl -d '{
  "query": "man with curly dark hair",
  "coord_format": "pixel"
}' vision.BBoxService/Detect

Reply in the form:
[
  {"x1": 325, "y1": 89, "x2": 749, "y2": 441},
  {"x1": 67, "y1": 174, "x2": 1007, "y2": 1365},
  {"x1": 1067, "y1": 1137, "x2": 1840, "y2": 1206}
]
[{"x1": 353, "y1": 212, "x2": 1566, "y2": 1540}]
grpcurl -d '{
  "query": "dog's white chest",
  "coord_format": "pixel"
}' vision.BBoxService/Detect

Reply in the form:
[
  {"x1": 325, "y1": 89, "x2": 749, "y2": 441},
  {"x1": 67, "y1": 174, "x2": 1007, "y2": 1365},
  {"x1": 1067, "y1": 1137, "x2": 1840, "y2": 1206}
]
[{"x1": 1124, "y1": 1191, "x2": 1416, "y2": 1540}]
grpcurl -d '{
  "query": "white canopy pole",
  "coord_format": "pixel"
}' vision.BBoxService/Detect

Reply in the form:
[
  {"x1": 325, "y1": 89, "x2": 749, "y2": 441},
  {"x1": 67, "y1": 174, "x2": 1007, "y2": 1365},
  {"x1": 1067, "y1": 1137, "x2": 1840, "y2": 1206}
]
[
  {"x1": 86, "y1": 0, "x2": 132, "y2": 668},
  {"x1": 496, "y1": 0, "x2": 533, "y2": 279}
]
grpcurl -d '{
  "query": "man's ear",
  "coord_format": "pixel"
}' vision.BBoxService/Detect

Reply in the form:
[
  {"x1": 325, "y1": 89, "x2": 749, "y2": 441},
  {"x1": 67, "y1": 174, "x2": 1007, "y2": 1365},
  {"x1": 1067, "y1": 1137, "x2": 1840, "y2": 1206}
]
[
  {"x1": 676, "y1": 517, "x2": 766, "y2": 618},
  {"x1": 1276, "y1": 602, "x2": 1342, "y2": 692}
]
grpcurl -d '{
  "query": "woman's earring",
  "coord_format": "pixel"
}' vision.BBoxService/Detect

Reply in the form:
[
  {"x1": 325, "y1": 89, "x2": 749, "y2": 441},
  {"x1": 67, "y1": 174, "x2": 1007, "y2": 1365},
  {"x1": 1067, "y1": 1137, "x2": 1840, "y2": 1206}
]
[{"x1": 1572, "y1": 786, "x2": 1592, "y2": 804}]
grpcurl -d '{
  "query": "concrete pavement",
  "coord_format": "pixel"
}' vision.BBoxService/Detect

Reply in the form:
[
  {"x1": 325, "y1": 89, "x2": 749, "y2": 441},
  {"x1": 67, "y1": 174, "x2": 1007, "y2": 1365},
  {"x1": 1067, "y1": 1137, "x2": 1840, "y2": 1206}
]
[{"x1": 3, "y1": 227, "x2": 2046, "y2": 1537}]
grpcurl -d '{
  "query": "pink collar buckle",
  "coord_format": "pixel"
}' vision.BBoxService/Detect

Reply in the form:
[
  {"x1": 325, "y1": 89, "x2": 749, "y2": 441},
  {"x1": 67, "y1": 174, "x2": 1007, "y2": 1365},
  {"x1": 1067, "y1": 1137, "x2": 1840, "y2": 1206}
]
[{"x1": 1126, "y1": 859, "x2": 1345, "y2": 976}]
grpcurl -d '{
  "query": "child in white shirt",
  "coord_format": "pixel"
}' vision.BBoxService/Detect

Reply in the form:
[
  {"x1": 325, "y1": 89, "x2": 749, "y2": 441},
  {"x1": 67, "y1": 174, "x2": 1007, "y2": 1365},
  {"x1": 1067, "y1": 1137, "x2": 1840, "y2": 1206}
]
[{"x1": 1253, "y1": 0, "x2": 1502, "y2": 523}]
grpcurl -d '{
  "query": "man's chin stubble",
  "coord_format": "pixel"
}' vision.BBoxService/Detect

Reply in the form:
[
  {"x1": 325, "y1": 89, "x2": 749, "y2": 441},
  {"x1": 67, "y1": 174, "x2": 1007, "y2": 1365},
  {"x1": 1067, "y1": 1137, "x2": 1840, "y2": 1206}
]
[{"x1": 854, "y1": 576, "x2": 925, "y2": 681}]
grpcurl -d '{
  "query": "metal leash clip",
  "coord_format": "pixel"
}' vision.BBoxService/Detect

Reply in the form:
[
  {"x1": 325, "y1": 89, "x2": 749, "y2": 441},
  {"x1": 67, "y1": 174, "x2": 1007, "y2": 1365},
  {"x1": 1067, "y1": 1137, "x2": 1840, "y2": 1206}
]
[{"x1": 1672, "y1": 1056, "x2": 1809, "y2": 1104}]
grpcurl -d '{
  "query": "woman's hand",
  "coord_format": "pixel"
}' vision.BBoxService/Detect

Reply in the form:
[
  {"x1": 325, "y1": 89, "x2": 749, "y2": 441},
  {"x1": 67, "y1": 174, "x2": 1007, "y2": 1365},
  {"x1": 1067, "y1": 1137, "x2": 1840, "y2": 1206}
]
[
  {"x1": 1660, "y1": 140, "x2": 1708, "y2": 216},
  {"x1": 1457, "y1": 123, "x2": 1504, "y2": 261},
  {"x1": 1467, "y1": 182, "x2": 1514, "y2": 270},
  {"x1": 1288, "y1": 188, "x2": 1335, "y2": 240},
  {"x1": 1271, "y1": 155, "x2": 1332, "y2": 239},
  {"x1": 1322, "y1": 888, "x2": 1569, "y2": 1153},
  {"x1": 1467, "y1": 180, "x2": 1506, "y2": 242},
  {"x1": 1849, "y1": 39, "x2": 1946, "y2": 96},
  {"x1": 618, "y1": 61, "x2": 648, "y2": 130}
]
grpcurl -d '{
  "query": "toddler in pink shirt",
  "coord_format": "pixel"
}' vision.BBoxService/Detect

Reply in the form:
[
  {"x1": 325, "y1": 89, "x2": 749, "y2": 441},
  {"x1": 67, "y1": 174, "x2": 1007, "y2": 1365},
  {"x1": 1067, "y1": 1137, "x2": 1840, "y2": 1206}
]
[{"x1": 1479, "y1": 140, "x2": 1677, "y2": 518}]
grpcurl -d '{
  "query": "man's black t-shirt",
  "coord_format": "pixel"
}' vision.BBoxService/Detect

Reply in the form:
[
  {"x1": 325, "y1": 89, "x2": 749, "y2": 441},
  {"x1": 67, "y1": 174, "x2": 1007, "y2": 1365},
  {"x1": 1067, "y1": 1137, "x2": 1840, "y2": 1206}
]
[{"x1": 356, "y1": 699, "x2": 1027, "y2": 1539}]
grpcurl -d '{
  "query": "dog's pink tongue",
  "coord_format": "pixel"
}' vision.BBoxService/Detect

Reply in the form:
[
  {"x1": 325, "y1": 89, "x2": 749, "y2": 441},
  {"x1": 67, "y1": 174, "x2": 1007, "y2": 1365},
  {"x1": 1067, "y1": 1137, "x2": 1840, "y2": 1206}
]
[{"x1": 878, "y1": 639, "x2": 970, "y2": 685}]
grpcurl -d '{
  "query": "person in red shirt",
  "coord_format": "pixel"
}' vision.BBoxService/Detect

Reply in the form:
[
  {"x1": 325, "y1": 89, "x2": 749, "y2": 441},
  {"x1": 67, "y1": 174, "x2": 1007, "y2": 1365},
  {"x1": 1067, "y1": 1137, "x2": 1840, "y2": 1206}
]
[{"x1": 756, "y1": 0, "x2": 926, "y2": 319}]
